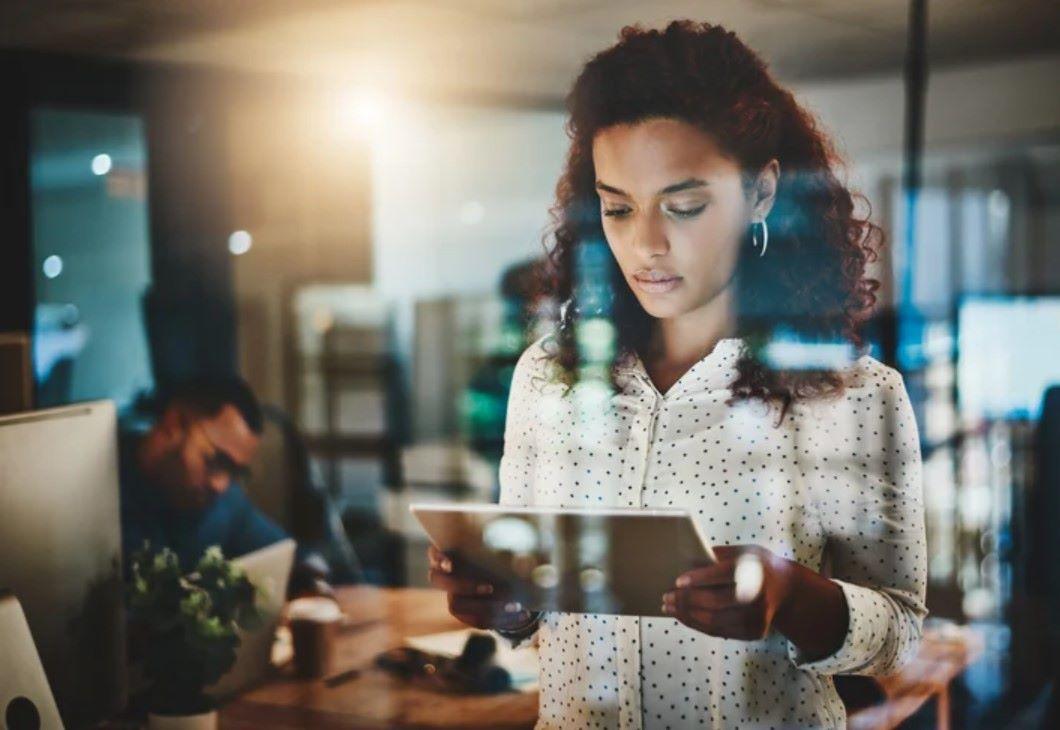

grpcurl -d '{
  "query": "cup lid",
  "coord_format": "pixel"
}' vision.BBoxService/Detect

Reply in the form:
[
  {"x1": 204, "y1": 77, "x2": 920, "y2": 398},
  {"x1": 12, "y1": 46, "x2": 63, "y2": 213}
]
[{"x1": 288, "y1": 596, "x2": 343, "y2": 622}]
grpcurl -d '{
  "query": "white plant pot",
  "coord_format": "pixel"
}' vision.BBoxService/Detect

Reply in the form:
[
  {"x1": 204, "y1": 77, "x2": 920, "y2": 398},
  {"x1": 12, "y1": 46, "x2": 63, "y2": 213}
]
[{"x1": 147, "y1": 709, "x2": 218, "y2": 730}]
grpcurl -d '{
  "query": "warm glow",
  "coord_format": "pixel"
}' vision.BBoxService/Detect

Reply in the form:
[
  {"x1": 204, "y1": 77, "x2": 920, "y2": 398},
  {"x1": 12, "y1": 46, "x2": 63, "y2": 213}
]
[{"x1": 333, "y1": 88, "x2": 387, "y2": 138}]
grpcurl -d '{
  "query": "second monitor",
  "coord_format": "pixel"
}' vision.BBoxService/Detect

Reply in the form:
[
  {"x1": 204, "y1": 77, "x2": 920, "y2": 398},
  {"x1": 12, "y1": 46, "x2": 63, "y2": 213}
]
[{"x1": 0, "y1": 401, "x2": 127, "y2": 727}]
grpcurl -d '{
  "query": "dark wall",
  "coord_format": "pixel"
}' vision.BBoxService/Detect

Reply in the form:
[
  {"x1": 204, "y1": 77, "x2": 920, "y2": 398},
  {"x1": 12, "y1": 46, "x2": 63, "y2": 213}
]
[
  {"x1": 140, "y1": 70, "x2": 238, "y2": 388},
  {"x1": 0, "y1": 54, "x2": 35, "y2": 335}
]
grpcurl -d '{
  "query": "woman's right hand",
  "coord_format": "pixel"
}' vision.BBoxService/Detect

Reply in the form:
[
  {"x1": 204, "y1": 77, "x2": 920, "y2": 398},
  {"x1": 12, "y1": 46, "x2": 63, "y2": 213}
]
[{"x1": 427, "y1": 544, "x2": 537, "y2": 632}]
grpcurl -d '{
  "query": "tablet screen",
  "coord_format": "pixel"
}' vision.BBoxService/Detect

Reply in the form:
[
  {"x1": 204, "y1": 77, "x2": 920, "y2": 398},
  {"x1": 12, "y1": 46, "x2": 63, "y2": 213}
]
[{"x1": 412, "y1": 504, "x2": 716, "y2": 617}]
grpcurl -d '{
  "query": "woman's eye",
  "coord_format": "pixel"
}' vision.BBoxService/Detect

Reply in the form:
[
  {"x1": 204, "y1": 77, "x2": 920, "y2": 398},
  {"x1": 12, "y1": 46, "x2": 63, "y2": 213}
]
[
  {"x1": 665, "y1": 203, "x2": 707, "y2": 219},
  {"x1": 602, "y1": 207, "x2": 631, "y2": 218}
]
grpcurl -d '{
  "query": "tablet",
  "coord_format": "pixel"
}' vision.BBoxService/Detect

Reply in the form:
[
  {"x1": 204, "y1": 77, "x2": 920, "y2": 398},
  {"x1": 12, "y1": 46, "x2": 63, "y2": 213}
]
[{"x1": 410, "y1": 503, "x2": 716, "y2": 617}]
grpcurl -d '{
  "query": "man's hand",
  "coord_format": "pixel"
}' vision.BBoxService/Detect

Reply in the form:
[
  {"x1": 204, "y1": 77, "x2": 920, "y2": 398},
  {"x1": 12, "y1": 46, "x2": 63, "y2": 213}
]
[
  {"x1": 288, "y1": 553, "x2": 336, "y2": 600},
  {"x1": 662, "y1": 545, "x2": 796, "y2": 641},
  {"x1": 427, "y1": 544, "x2": 536, "y2": 632}
]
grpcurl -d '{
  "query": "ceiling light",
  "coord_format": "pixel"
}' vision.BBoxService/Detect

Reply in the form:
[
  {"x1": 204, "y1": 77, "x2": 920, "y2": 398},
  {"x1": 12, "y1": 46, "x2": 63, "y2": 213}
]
[
  {"x1": 228, "y1": 230, "x2": 253, "y2": 256},
  {"x1": 91, "y1": 153, "x2": 112, "y2": 176}
]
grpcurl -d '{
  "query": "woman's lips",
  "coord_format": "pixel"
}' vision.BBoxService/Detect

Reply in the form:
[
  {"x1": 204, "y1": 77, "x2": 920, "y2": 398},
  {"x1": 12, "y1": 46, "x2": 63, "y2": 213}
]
[{"x1": 633, "y1": 274, "x2": 683, "y2": 294}]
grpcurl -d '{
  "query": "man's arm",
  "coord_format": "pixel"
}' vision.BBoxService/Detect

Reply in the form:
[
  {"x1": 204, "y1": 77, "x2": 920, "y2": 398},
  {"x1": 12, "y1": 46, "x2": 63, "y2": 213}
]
[
  {"x1": 223, "y1": 484, "x2": 336, "y2": 596},
  {"x1": 223, "y1": 483, "x2": 289, "y2": 556}
]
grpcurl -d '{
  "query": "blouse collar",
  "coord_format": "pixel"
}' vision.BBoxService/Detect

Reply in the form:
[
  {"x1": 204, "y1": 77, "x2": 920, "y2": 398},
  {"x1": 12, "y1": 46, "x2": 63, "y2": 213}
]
[{"x1": 615, "y1": 337, "x2": 743, "y2": 398}]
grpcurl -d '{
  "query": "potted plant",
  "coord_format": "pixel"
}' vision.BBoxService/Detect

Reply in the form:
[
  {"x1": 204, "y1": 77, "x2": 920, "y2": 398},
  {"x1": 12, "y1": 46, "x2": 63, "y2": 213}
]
[{"x1": 127, "y1": 544, "x2": 261, "y2": 729}]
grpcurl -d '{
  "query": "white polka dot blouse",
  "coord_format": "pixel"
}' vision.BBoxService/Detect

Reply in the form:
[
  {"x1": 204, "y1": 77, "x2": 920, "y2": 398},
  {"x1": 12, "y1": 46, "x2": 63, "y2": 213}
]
[{"x1": 496, "y1": 334, "x2": 928, "y2": 730}]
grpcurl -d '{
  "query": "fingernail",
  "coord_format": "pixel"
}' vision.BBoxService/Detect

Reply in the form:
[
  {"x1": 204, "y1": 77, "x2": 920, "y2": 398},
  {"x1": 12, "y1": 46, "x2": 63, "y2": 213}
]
[
  {"x1": 662, "y1": 592, "x2": 674, "y2": 603},
  {"x1": 504, "y1": 601, "x2": 523, "y2": 613},
  {"x1": 440, "y1": 558, "x2": 452, "y2": 573},
  {"x1": 675, "y1": 576, "x2": 690, "y2": 588},
  {"x1": 476, "y1": 583, "x2": 494, "y2": 595}
]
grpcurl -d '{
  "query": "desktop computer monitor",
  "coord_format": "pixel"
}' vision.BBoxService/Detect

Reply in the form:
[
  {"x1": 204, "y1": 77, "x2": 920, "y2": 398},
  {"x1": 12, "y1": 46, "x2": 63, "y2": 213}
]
[{"x1": 0, "y1": 401, "x2": 127, "y2": 726}]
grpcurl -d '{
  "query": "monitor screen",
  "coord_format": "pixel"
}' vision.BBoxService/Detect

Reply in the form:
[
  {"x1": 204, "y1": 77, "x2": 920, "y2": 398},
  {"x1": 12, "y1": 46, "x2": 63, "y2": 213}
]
[{"x1": 958, "y1": 297, "x2": 1060, "y2": 420}]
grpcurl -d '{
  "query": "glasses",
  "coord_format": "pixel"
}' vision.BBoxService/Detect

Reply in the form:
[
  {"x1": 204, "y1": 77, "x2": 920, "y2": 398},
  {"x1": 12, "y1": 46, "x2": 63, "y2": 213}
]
[
  {"x1": 194, "y1": 424, "x2": 252, "y2": 482},
  {"x1": 203, "y1": 448, "x2": 252, "y2": 482}
]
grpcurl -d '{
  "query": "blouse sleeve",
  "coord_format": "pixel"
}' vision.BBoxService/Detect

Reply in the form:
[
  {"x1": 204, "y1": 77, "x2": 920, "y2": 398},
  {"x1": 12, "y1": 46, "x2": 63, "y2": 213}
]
[
  {"x1": 497, "y1": 337, "x2": 545, "y2": 508},
  {"x1": 789, "y1": 362, "x2": 928, "y2": 677},
  {"x1": 494, "y1": 337, "x2": 546, "y2": 648}
]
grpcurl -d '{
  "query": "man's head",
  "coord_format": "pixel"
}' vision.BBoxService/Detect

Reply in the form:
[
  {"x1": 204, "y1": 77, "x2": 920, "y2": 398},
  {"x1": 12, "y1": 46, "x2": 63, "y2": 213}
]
[{"x1": 139, "y1": 376, "x2": 263, "y2": 511}]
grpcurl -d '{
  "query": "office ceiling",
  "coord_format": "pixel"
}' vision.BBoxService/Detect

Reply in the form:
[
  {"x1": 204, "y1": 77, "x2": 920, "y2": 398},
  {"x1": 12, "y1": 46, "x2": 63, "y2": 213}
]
[{"x1": 0, "y1": 0, "x2": 1057, "y2": 100}]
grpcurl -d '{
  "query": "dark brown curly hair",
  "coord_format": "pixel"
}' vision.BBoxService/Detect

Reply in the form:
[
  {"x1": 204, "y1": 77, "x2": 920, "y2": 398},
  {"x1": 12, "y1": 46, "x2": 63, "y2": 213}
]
[{"x1": 536, "y1": 20, "x2": 882, "y2": 418}]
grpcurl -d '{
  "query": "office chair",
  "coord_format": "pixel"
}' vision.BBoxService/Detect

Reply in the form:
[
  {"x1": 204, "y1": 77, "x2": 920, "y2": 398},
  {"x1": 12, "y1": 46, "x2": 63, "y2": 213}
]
[{"x1": 257, "y1": 404, "x2": 364, "y2": 585}]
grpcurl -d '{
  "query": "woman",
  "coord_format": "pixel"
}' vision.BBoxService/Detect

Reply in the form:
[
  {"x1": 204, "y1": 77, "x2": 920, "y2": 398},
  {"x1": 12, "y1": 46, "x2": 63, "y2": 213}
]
[{"x1": 429, "y1": 20, "x2": 926, "y2": 729}]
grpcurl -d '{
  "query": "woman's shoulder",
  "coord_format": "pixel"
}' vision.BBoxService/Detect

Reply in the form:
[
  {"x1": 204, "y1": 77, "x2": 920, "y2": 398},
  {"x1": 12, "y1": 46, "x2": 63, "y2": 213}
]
[
  {"x1": 800, "y1": 354, "x2": 912, "y2": 421},
  {"x1": 509, "y1": 332, "x2": 560, "y2": 396},
  {"x1": 514, "y1": 332, "x2": 558, "y2": 378},
  {"x1": 521, "y1": 332, "x2": 553, "y2": 362},
  {"x1": 845, "y1": 354, "x2": 907, "y2": 394}
]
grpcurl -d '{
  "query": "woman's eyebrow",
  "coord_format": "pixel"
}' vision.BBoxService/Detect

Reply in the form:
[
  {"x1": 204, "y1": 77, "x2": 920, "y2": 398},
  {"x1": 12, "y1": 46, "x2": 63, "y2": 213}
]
[
  {"x1": 660, "y1": 177, "x2": 709, "y2": 194},
  {"x1": 595, "y1": 177, "x2": 710, "y2": 197}
]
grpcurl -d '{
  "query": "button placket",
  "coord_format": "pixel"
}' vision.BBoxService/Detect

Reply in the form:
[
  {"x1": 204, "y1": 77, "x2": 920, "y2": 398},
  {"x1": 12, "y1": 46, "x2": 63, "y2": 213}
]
[
  {"x1": 628, "y1": 376, "x2": 661, "y2": 507},
  {"x1": 617, "y1": 379, "x2": 662, "y2": 730}
]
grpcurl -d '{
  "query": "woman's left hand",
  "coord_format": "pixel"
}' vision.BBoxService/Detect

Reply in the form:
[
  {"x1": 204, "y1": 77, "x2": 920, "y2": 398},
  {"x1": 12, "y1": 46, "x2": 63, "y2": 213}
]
[{"x1": 662, "y1": 545, "x2": 797, "y2": 641}]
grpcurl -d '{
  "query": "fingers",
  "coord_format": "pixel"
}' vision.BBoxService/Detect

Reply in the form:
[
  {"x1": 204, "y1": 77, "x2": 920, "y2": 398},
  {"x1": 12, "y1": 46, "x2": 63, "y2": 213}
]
[
  {"x1": 449, "y1": 594, "x2": 525, "y2": 616},
  {"x1": 427, "y1": 567, "x2": 496, "y2": 597},
  {"x1": 448, "y1": 600, "x2": 495, "y2": 630},
  {"x1": 663, "y1": 585, "x2": 739, "y2": 613},
  {"x1": 495, "y1": 607, "x2": 537, "y2": 632},
  {"x1": 426, "y1": 545, "x2": 486, "y2": 579},
  {"x1": 674, "y1": 560, "x2": 736, "y2": 589},
  {"x1": 674, "y1": 545, "x2": 765, "y2": 588},
  {"x1": 663, "y1": 544, "x2": 774, "y2": 642},
  {"x1": 448, "y1": 594, "x2": 530, "y2": 630},
  {"x1": 427, "y1": 544, "x2": 452, "y2": 574},
  {"x1": 673, "y1": 608, "x2": 767, "y2": 641},
  {"x1": 662, "y1": 569, "x2": 767, "y2": 641},
  {"x1": 711, "y1": 545, "x2": 756, "y2": 562},
  {"x1": 425, "y1": 545, "x2": 525, "y2": 630}
]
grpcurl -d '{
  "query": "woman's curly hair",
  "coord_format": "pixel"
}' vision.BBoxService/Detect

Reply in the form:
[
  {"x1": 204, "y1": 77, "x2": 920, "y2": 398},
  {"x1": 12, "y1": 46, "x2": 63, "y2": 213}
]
[{"x1": 537, "y1": 20, "x2": 882, "y2": 418}]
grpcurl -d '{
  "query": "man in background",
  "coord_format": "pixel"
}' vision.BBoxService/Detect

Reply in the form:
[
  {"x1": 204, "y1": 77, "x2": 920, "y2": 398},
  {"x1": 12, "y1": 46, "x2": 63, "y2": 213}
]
[{"x1": 119, "y1": 375, "x2": 327, "y2": 593}]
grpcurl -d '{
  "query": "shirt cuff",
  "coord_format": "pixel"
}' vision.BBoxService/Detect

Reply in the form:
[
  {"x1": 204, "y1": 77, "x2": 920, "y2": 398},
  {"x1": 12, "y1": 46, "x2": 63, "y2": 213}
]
[{"x1": 787, "y1": 579, "x2": 892, "y2": 675}]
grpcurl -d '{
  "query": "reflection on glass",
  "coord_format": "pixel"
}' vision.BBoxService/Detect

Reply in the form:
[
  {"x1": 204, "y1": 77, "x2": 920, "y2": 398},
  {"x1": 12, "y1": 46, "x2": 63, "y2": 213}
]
[{"x1": 29, "y1": 108, "x2": 154, "y2": 408}]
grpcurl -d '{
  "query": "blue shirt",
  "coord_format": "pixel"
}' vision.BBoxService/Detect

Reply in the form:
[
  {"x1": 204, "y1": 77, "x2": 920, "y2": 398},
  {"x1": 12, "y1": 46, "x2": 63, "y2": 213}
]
[{"x1": 119, "y1": 431, "x2": 288, "y2": 573}]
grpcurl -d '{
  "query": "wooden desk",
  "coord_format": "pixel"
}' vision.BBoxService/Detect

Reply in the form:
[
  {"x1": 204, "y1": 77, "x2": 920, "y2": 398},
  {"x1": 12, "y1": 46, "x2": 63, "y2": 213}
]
[
  {"x1": 848, "y1": 625, "x2": 984, "y2": 730},
  {"x1": 222, "y1": 588, "x2": 981, "y2": 730},
  {"x1": 220, "y1": 587, "x2": 537, "y2": 729}
]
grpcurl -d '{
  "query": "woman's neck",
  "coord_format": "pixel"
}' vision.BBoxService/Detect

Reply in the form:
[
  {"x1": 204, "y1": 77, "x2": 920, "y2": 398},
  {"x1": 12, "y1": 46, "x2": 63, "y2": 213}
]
[{"x1": 649, "y1": 285, "x2": 736, "y2": 368}]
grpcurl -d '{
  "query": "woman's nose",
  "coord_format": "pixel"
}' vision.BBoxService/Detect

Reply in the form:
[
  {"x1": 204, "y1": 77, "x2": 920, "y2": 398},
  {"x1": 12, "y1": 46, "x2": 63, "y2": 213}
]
[{"x1": 632, "y1": 214, "x2": 670, "y2": 257}]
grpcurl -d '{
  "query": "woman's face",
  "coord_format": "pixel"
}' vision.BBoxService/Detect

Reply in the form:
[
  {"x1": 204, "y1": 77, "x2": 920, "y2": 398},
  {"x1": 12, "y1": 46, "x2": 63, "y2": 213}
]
[{"x1": 592, "y1": 117, "x2": 772, "y2": 321}]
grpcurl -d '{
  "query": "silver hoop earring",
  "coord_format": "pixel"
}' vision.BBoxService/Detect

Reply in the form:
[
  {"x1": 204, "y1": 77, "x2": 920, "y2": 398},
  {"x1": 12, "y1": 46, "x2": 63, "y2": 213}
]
[{"x1": 751, "y1": 219, "x2": 769, "y2": 257}]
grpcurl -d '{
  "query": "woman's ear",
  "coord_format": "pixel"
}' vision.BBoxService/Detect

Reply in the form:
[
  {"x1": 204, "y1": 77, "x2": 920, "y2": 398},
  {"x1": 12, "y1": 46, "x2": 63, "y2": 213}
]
[{"x1": 752, "y1": 158, "x2": 780, "y2": 221}]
